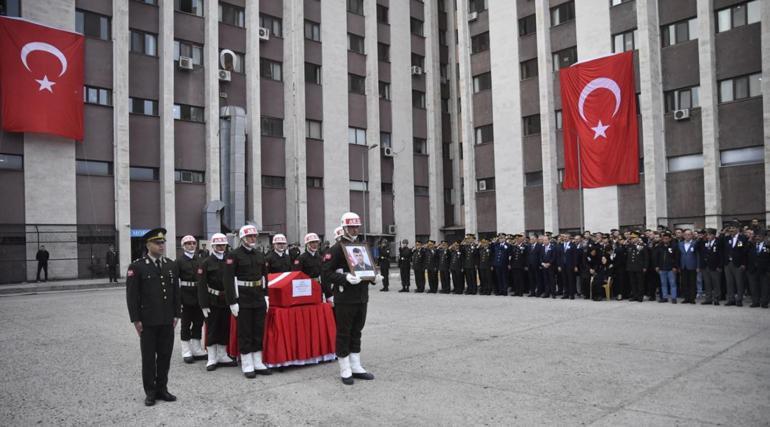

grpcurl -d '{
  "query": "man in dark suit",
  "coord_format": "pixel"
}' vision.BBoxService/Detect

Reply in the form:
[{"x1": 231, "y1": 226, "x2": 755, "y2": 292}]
[
  {"x1": 35, "y1": 245, "x2": 49, "y2": 282},
  {"x1": 526, "y1": 235, "x2": 542, "y2": 297},
  {"x1": 540, "y1": 235, "x2": 556, "y2": 298},
  {"x1": 678, "y1": 229, "x2": 699, "y2": 304},
  {"x1": 698, "y1": 228, "x2": 722, "y2": 305},
  {"x1": 747, "y1": 231, "x2": 769, "y2": 308},
  {"x1": 722, "y1": 222, "x2": 749, "y2": 306},
  {"x1": 559, "y1": 234, "x2": 581, "y2": 300},
  {"x1": 106, "y1": 245, "x2": 118, "y2": 283},
  {"x1": 126, "y1": 228, "x2": 180, "y2": 406},
  {"x1": 398, "y1": 240, "x2": 412, "y2": 293}
]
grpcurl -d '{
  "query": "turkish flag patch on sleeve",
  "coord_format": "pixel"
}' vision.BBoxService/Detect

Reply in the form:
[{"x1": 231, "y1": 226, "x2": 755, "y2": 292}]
[
  {"x1": 294, "y1": 260, "x2": 300, "y2": 265},
  {"x1": 226, "y1": 258, "x2": 234, "y2": 265},
  {"x1": 197, "y1": 268, "x2": 203, "y2": 275},
  {"x1": 127, "y1": 269, "x2": 134, "y2": 277},
  {"x1": 323, "y1": 253, "x2": 332, "y2": 261}
]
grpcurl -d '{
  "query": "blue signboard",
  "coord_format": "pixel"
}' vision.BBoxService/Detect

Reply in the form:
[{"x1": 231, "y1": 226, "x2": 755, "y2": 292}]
[{"x1": 131, "y1": 229, "x2": 151, "y2": 238}]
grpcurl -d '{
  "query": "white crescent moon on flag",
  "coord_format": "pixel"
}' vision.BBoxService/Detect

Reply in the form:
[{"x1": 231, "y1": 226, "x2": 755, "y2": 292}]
[
  {"x1": 577, "y1": 77, "x2": 621, "y2": 123},
  {"x1": 20, "y1": 42, "x2": 68, "y2": 77}
]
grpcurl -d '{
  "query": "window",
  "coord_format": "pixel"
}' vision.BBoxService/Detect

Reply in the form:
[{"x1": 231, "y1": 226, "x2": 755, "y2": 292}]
[
  {"x1": 221, "y1": 50, "x2": 245, "y2": 73},
  {"x1": 129, "y1": 97, "x2": 158, "y2": 116},
  {"x1": 304, "y1": 20, "x2": 321, "y2": 41},
  {"x1": 525, "y1": 171, "x2": 543, "y2": 186},
  {"x1": 668, "y1": 154, "x2": 703, "y2": 172},
  {"x1": 717, "y1": 1, "x2": 760, "y2": 33},
  {"x1": 134, "y1": 0, "x2": 157, "y2": 4},
  {"x1": 613, "y1": 29, "x2": 636, "y2": 52},
  {"x1": 519, "y1": 14, "x2": 536, "y2": 36},
  {"x1": 412, "y1": 54, "x2": 425, "y2": 68},
  {"x1": 474, "y1": 124, "x2": 493, "y2": 145},
  {"x1": 347, "y1": 0, "x2": 364, "y2": 15},
  {"x1": 469, "y1": 0, "x2": 488, "y2": 13},
  {"x1": 719, "y1": 73, "x2": 761, "y2": 103},
  {"x1": 441, "y1": 98, "x2": 450, "y2": 113},
  {"x1": 552, "y1": 47, "x2": 577, "y2": 71},
  {"x1": 664, "y1": 86, "x2": 700, "y2": 112},
  {"x1": 262, "y1": 175, "x2": 286, "y2": 188},
  {"x1": 440, "y1": 30, "x2": 449, "y2": 46},
  {"x1": 414, "y1": 186, "x2": 429, "y2": 196},
  {"x1": 173, "y1": 104, "x2": 204, "y2": 122},
  {"x1": 379, "y1": 81, "x2": 391, "y2": 100},
  {"x1": 76, "y1": 10, "x2": 110, "y2": 40},
  {"x1": 555, "y1": 110, "x2": 563, "y2": 130},
  {"x1": 471, "y1": 32, "x2": 490, "y2": 54},
  {"x1": 412, "y1": 91, "x2": 426, "y2": 109},
  {"x1": 174, "y1": 40, "x2": 203, "y2": 65},
  {"x1": 307, "y1": 177, "x2": 323, "y2": 188},
  {"x1": 611, "y1": 0, "x2": 633, "y2": 6},
  {"x1": 350, "y1": 180, "x2": 369, "y2": 192},
  {"x1": 175, "y1": 169, "x2": 204, "y2": 183},
  {"x1": 520, "y1": 58, "x2": 538, "y2": 79},
  {"x1": 473, "y1": 72, "x2": 492, "y2": 93},
  {"x1": 661, "y1": 18, "x2": 697, "y2": 47},
  {"x1": 349, "y1": 74, "x2": 366, "y2": 95},
  {"x1": 411, "y1": 18, "x2": 424, "y2": 36},
  {"x1": 550, "y1": 1, "x2": 575, "y2": 27},
  {"x1": 378, "y1": 43, "x2": 390, "y2": 62},
  {"x1": 306, "y1": 120, "x2": 322, "y2": 139},
  {"x1": 305, "y1": 63, "x2": 322, "y2": 84},
  {"x1": 720, "y1": 146, "x2": 763, "y2": 167},
  {"x1": 0, "y1": 153, "x2": 22, "y2": 170},
  {"x1": 260, "y1": 14, "x2": 283, "y2": 38},
  {"x1": 523, "y1": 115, "x2": 541, "y2": 135},
  {"x1": 477, "y1": 178, "x2": 495, "y2": 191},
  {"x1": 175, "y1": 0, "x2": 203, "y2": 16},
  {"x1": 380, "y1": 132, "x2": 392, "y2": 149},
  {"x1": 83, "y1": 86, "x2": 112, "y2": 106},
  {"x1": 348, "y1": 33, "x2": 365, "y2": 54},
  {"x1": 0, "y1": 0, "x2": 21, "y2": 17},
  {"x1": 219, "y1": 3, "x2": 245, "y2": 27},
  {"x1": 260, "y1": 58, "x2": 283, "y2": 81},
  {"x1": 377, "y1": 5, "x2": 389, "y2": 24},
  {"x1": 414, "y1": 138, "x2": 427, "y2": 154},
  {"x1": 261, "y1": 117, "x2": 283, "y2": 137},
  {"x1": 130, "y1": 29, "x2": 157, "y2": 56},
  {"x1": 130, "y1": 166, "x2": 159, "y2": 181},
  {"x1": 348, "y1": 127, "x2": 367, "y2": 145}
]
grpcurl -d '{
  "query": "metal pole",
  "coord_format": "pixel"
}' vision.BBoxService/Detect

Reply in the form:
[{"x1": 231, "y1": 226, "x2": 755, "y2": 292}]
[
  {"x1": 362, "y1": 149, "x2": 366, "y2": 243},
  {"x1": 577, "y1": 135, "x2": 585, "y2": 234}
]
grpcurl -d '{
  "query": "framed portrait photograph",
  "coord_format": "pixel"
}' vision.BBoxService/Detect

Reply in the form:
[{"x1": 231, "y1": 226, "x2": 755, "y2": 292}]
[{"x1": 342, "y1": 243, "x2": 377, "y2": 280}]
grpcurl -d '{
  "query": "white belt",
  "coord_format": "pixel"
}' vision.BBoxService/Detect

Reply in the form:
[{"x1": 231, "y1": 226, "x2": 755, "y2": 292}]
[
  {"x1": 236, "y1": 279, "x2": 262, "y2": 288},
  {"x1": 180, "y1": 281, "x2": 196, "y2": 287},
  {"x1": 207, "y1": 287, "x2": 222, "y2": 296}
]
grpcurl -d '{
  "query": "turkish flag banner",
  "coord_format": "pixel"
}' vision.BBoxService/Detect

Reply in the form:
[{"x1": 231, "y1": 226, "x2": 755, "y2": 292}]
[
  {"x1": 560, "y1": 51, "x2": 638, "y2": 189},
  {"x1": 0, "y1": 17, "x2": 84, "y2": 140}
]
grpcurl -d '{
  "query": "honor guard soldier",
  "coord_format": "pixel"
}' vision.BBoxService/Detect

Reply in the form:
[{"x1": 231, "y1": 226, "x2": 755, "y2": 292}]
[
  {"x1": 289, "y1": 242, "x2": 301, "y2": 262},
  {"x1": 412, "y1": 241, "x2": 426, "y2": 293},
  {"x1": 126, "y1": 228, "x2": 180, "y2": 407},
  {"x1": 377, "y1": 238, "x2": 391, "y2": 292},
  {"x1": 437, "y1": 241, "x2": 452, "y2": 294},
  {"x1": 321, "y1": 212, "x2": 383, "y2": 385},
  {"x1": 266, "y1": 234, "x2": 292, "y2": 275},
  {"x1": 224, "y1": 225, "x2": 272, "y2": 378},
  {"x1": 449, "y1": 242, "x2": 465, "y2": 294},
  {"x1": 197, "y1": 233, "x2": 237, "y2": 371},
  {"x1": 461, "y1": 235, "x2": 479, "y2": 294},
  {"x1": 398, "y1": 240, "x2": 412, "y2": 292},
  {"x1": 478, "y1": 239, "x2": 494, "y2": 295},
  {"x1": 425, "y1": 240, "x2": 440, "y2": 293},
  {"x1": 177, "y1": 235, "x2": 207, "y2": 363},
  {"x1": 293, "y1": 233, "x2": 331, "y2": 302}
]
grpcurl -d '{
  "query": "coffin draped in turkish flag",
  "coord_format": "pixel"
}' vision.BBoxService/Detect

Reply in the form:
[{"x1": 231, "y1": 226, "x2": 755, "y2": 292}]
[
  {"x1": 0, "y1": 16, "x2": 84, "y2": 140},
  {"x1": 559, "y1": 51, "x2": 638, "y2": 189}
]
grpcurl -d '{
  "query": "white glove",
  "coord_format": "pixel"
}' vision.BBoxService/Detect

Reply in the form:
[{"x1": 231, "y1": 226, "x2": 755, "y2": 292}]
[
  {"x1": 346, "y1": 273, "x2": 362, "y2": 285},
  {"x1": 201, "y1": 308, "x2": 210, "y2": 318},
  {"x1": 265, "y1": 296, "x2": 270, "y2": 310},
  {"x1": 229, "y1": 303, "x2": 239, "y2": 317},
  {"x1": 326, "y1": 296, "x2": 334, "y2": 307},
  {"x1": 374, "y1": 273, "x2": 384, "y2": 284}
]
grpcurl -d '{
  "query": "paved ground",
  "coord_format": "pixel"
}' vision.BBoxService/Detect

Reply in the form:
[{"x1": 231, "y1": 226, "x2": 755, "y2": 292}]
[{"x1": 1, "y1": 285, "x2": 769, "y2": 426}]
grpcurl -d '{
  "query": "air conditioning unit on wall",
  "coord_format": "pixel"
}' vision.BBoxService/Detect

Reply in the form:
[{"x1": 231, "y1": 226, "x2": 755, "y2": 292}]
[
  {"x1": 387, "y1": 224, "x2": 397, "y2": 234},
  {"x1": 218, "y1": 69, "x2": 231, "y2": 81},
  {"x1": 178, "y1": 56, "x2": 194, "y2": 70},
  {"x1": 383, "y1": 147, "x2": 394, "y2": 157},
  {"x1": 259, "y1": 27, "x2": 270, "y2": 41},
  {"x1": 673, "y1": 109, "x2": 690, "y2": 121}
]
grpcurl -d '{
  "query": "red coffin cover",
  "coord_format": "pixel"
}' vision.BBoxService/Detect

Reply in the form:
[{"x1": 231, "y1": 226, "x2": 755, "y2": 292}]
[{"x1": 267, "y1": 271, "x2": 322, "y2": 307}]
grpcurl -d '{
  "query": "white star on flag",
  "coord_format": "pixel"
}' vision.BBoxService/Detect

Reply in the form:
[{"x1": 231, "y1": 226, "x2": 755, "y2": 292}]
[
  {"x1": 591, "y1": 120, "x2": 609, "y2": 140},
  {"x1": 35, "y1": 75, "x2": 56, "y2": 93}
]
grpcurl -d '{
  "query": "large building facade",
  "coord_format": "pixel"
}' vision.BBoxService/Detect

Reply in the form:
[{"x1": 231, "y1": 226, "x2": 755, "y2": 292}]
[{"x1": 0, "y1": 0, "x2": 767, "y2": 282}]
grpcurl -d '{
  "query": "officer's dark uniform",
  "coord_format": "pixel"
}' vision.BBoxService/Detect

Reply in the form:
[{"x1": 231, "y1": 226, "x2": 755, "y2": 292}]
[
  {"x1": 527, "y1": 242, "x2": 542, "y2": 296},
  {"x1": 611, "y1": 243, "x2": 628, "y2": 299},
  {"x1": 106, "y1": 249, "x2": 118, "y2": 282},
  {"x1": 492, "y1": 241, "x2": 510, "y2": 296},
  {"x1": 478, "y1": 244, "x2": 494, "y2": 295},
  {"x1": 509, "y1": 241, "x2": 527, "y2": 296},
  {"x1": 289, "y1": 245, "x2": 301, "y2": 262},
  {"x1": 197, "y1": 253, "x2": 230, "y2": 347},
  {"x1": 126, "y1": 228, "x2": 180, "y2": 404},
  {"x1": 398, "y1": 245, "x2": 413, "y2": 292},
  {"x1": 461, "y1": 242, "x2": 478, "y2": 294},
  {"x1": 698, "y1": 234, "x2": 722, "y2": 304},
  {"x1": 321, "y1": 237, "x2": 372, "y2": 358},
  {"x1": 426, "y1": 246, "x2": 440, "y2": 293},
  {"x1": 292, "y1": 249, "x2": 328, "y2": 300},
  {"x1": 747, "y1": 238, "x2": 770, "y2": 308},
  {"x1": 412, "y1": 246, "x2": 426, "y2": 293},
  {"x1": 177, "y1": 252, "x2": 204, "y2": 350},
  {"x1": 438, "y1": 246, "x2": 451, "y2": 293},
  {"x1": 450, "y1": 245, "x2": 464, "y2": 294},
  {"x1": 626, "y1": 239, "x2": 649, "y2": 302},
  {"x1": 377, "y1": 241, "x2": 391, "y2": 291},
  {"x1": 265, "y1": 250, "x2": 292, "y2": 275},
  {"x1": 223, "y1": 246, "x2": 267, "y2": 356}
]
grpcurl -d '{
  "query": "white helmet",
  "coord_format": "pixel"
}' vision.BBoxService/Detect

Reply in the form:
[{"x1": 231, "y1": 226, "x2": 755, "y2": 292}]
[
  {"x1": 272, "y1": 233, "x2": 287, "y2": 244},
  {"x1": 340, "y1": 212, "x2": 362, "y2": 227},
  {"x1": 239, "y1": 225, "x2": 258, "y2": 239},
  {"x1": 181, "y1": 235, "x2": 196, "y2": 245},
  {"x1": 304, "y1": 233, "x2": 320, "y2": 245},
  {"x1": 210, "y1": 233, "x2": 228, "y2": 246},
  {"x1": 334, "y1": 226, "x2": 344, "y2": 239}
]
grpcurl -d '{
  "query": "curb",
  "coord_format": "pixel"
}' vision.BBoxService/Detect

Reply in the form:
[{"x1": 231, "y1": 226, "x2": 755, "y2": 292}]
[{"x1": 0, "y1": 281, "x2": 125, "y2": 296}]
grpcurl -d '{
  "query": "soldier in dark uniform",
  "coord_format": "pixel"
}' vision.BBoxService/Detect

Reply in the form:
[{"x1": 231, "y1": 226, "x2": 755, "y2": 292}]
[
  {"x1": 526, "y1": 235, "x2": 541, "y2": 297},
  {"x1": 126, "y1": 228, "x2": 180, "y2": 406},
  {"x1": 611, "y1": 237, "x2": 628, "y2": 300},
  {"x1": 265, "y1": 233, "x2": 292, "y2": 276},
  {"x1": 398, "y1": 240, "x2": 412, "y2": 293},
  {"x1": 289, "y1": 242, "x2": 301, "y2": 262},
  {"x1": 377, "y1": 238, "x2": 391, "y2": 292},
  {"x1": 322, "y1": 212, "x2": 382, "y2": 385},
  {"x1": 626, "y1": 231, "x2": 649, "y2": 302},
  {"x1": 747, "y1": 231, "x2": 769, "y2": 308},
  {"x1": 438, "y1": 240, "x2": 452, "y2": 294},
  {"x1": 177, "y1": 235, "x2": 206, "y2": 363},
  {"x1": 461, "y1": 235, "x2": 479, "y2": 295},
  {"x1": 293, "y1": 232, "x2": 328, "y2": 301},
  {"x1": 449, "y1": 241, "x2": 464, "y2": 294},
  {"x1": 106, "y1": 245, "x2": 118, "y2": 283},
  {"x1": 509, "y1": 235, "x2": 527, "y2": 296},
  {"x1": 478, "y1": 239, "x2": 494, "y2": 295},
  {"x1": 425, "y1": 240, "x2": 440, "y2": 293},
  {"x1": 224, "y1": 225, "x2": 272, "y2": 378},
  {"x1": 197, "y1": 233, "x2": 236, "y2": 371},
  {"x1": 411, "y1": 241, "x2": 426, "y2": 293},
  {"x1": 698, "y1": 228, "x2": 722, "y2": 305},
  {"x1": 540, "y1": 235, "x2": 556, "y2": 298},
  {"x1": 492, "y1": 234, "x2": 510, "y2": 296}
]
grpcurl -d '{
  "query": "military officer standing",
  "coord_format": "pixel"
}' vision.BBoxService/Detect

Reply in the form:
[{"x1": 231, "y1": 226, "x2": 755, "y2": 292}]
[
  {"x1": 266, "y1": 234, "x2": 292, "y2": 275},
  {"x1": 224, "y1": 225, "x2": 272, "y2": 378},
  {"x1": 449, "y1": 242, "x2": 465, "y2": 294},
  {"x1": 437, "y1": 241, "x2": 452, "y2": 294},
  {"x1": 626, "y1": 231, "x2": 649, "y2": 302},
  {"x1": 478, "y1": 239, "x2": 494, "y2": 295},
  {"x1": 177, "y1": 235, "x2": 207, "y2": 363},
  {"x1": 509, "y1": 235, "x2": 527, "y2": 296},
  {"x1": 412, "y1": 241, "x2": 426, "y2": 293},
  {"x1": 698, "y1": 228, "x2": 722, "y2": 305},
  {"x1": 398, "y1": 240, "x2": 412, "y2": 293},
  {"x1": 197, "y1": 233, "x2": 236, "y2": 371},
  {"x1": 425, "y1": 240, "x2": 440, "y2": 293},
  {"x1": 461, "y1": 235, "x2": 479, "y2": 295},
  {"x1": 377, "y1": 238, "x2": 391, "y2": 292},
  {"x1": 126, "y1": 228, "x2": 180, "y2": 406},
  {"x1": 492, "y1": 234, "x2": 511, "y2": 296}
]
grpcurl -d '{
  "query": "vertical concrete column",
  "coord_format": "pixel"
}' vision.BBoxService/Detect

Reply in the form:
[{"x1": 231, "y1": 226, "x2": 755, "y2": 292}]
[
  {"x1": 455, "y1": 2, "x2": 477, "y2": 235},
  {"x1": 159, "y1": 0, "x2": 176, "y2": 251},
  {"x1": 763, "y1": 0, "x2": 770, "y2": 225},
  {"x1": 113, "y1": 0, "x2": 131, "y2": 275},
  {"x1": 22, "y1": 0, "x2": 78, "y2": 280},
  {"x1": 246, "y1": 1, "x2": 263, "y2": 229},
  {"x1": 489, "y1": 1, "x2": 525, "y2": 233},
  {"x1": 637, "y1": 0, "x2": 668, "y2": 230},
  {"x1": 390, "y1": 0, "x2": 416, "y2": 243},
  {"x1": 364, "y1": 0, "x2": 383, "y2": 235},
  {"x1": 698, "y1": 0, "x2": 721, "y2": 229},
  {"x1": 446, "y1": 3, "x2": 463, "y2": 226},
  {"x1": 534, "y1": 0, "x2": 559, "y2": 232},
  {"x1": 424, "y1": 0, "x2": 444, "y2": 240},
  {"x1": 321, "y1": 0, "x2": 350, "y2": 237},
  {"x1": 204, "y1": 0, "x2": 221, "y2": 208},
  {"x1": 283, "y1": 0, "x2": 307, "y2": 242}
]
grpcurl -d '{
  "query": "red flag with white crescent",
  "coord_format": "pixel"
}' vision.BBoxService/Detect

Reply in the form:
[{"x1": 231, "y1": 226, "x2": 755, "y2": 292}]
[{"x1": 559, "y1": 51, "x2": 638, "y2": 189}]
